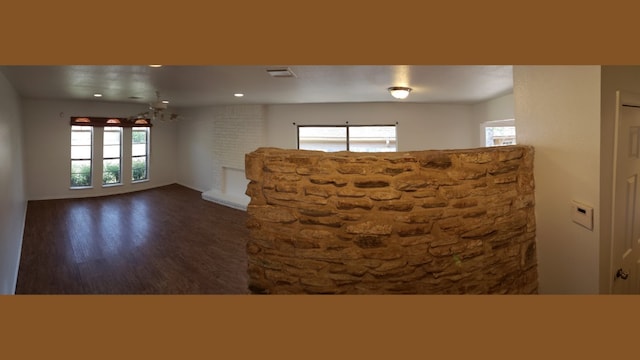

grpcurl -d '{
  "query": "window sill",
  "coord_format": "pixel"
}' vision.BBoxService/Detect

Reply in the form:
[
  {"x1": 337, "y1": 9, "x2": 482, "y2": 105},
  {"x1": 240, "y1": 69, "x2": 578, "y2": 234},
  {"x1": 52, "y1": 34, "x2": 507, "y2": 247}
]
[
  {"x1": 70, "y1": 186, "x2": 94, "y2": 190},
  {"x1": 132, "y1": 179, "x2": 149, "y2": 184},
  {"x1": 102, "y1": 183, "x2": 123, "y2": 188}
]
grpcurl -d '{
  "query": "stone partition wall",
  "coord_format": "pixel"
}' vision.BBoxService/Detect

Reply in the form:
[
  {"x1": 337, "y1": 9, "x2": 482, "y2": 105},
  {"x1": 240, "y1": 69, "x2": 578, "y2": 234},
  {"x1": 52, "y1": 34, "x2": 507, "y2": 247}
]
[{"x1": 245, "y1": 146, "x2": 537, "y2": 294}]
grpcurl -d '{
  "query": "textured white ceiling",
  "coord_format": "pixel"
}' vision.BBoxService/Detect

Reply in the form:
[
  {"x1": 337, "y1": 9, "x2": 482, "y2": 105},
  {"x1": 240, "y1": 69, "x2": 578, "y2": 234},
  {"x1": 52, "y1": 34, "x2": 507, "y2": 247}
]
[{"x1": 0, "y1": 65, "x2": 513, "y2": 108}]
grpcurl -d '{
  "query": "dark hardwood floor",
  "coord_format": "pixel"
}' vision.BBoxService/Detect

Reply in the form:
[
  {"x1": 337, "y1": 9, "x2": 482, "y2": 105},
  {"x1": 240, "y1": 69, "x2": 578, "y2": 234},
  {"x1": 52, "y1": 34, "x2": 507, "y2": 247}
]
[{"x1": 16, "y1": 184, "x2": 250, "y2": 294}]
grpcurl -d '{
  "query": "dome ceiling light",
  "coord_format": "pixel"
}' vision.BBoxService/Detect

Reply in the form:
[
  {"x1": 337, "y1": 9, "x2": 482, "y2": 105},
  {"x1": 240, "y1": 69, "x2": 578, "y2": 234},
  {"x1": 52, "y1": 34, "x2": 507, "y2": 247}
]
[{"x1": 388, "y1": 86, "x2": 412, "y2": 99}]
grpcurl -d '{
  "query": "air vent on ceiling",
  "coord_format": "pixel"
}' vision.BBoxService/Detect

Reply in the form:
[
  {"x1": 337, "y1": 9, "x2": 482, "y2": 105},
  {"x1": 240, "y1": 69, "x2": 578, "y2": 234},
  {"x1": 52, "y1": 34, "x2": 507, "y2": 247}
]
[{"x1": 266, "y1": 68, "x2": 296, "y2": 78}]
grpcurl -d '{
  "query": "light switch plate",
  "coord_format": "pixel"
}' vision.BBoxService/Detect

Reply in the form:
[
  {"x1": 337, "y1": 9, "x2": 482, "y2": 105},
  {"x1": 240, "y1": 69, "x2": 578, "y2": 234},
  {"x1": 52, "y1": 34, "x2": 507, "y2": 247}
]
[{"x1": 570, "y1": 200, "x2": 593, "y2": 230}]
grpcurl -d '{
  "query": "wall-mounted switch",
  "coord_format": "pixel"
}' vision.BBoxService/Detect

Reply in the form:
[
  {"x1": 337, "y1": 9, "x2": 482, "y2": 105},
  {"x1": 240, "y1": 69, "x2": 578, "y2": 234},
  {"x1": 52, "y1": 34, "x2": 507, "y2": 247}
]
[{"x1": 570, "y1": 200, "x2": 593, "y2": 231}]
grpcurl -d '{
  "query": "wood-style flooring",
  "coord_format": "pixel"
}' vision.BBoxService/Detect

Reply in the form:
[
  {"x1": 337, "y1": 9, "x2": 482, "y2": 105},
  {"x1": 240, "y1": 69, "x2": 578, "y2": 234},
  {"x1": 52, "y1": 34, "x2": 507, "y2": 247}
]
[{"x1": 16, "y1": 184, "x2": 250, "y2": 294}]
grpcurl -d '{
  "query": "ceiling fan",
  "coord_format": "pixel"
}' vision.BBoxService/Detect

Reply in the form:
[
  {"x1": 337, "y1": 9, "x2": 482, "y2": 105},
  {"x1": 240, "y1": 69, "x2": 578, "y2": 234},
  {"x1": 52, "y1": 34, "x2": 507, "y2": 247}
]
[{"x1": 129, "y1": 91, "x2": 182, "y2": 122}]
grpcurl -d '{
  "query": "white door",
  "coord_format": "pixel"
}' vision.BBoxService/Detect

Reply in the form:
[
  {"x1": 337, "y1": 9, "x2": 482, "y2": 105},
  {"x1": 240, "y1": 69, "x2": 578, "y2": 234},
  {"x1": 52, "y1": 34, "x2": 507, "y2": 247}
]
[{"x1": 611, "y1": 90, "x2": 640, "y2": 294}]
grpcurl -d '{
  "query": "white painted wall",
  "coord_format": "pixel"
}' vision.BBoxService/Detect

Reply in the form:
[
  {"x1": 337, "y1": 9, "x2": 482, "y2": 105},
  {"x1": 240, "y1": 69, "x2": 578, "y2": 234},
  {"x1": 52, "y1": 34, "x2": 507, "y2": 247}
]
[
  {"x1": 0, "y1": 72, "x2": 26, "y2": 294},
  {"x1": 176, "y1": 107, "x2": 215, "y2": 192},
  {"x1": 22, "y1": 99, "x2": 178, "y2": 200},
  {"x1": 266, "y1": 103, "x2": 476, "y2": 151},
  {"x1": 472, "y1": 93, "x2": 515, "y2": 147},
  {"x1": 514, "y1": 65, "x2": 602, "y2": 294}
]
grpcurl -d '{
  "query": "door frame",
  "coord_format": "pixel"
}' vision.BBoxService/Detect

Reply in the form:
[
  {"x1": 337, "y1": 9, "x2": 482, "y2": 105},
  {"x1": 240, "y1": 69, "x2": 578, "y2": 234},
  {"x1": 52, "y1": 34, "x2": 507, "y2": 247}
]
[{"x1": 608, "y1": 90, "x2": 640, "y2": 293}]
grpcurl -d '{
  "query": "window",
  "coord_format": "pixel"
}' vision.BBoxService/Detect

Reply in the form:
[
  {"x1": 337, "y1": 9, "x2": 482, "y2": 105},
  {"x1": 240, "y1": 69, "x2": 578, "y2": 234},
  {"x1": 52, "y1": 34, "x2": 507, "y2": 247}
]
[
  {"x1": 298, "y1": 125, "x2": 397, "y2": 152},
  {"x1": 132, "y1": 128, "x2": 149, "y2": 181},
  {"x1": 70, "y1": 117, "x2": 152, "y2": 189},
  {"x1": 70, "y1": 125, "x2": 93, "y2": 188},
  {"x1": 103, "y1": 126, "x2": 122, "y2": 185},
  {"x1": 483, "y1": 119, "x2": 516, "y2": 147}
]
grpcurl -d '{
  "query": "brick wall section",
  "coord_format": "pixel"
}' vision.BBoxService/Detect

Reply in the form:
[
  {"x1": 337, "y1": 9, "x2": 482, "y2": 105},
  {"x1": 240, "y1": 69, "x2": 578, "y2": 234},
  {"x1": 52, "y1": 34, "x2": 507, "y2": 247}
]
[
  {"x1": 211, "y1": 105, "x2": 265, "y2": 191},
  {"x1": 245, "y1": 146, "x2": 537, "y2": 294}
]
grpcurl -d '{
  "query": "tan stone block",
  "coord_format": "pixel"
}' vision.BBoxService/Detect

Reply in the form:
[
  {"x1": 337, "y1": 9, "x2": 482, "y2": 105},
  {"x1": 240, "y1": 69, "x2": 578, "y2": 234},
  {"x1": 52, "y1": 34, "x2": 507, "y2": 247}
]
[
  {"x1": 497, "y1": 147, "x2": 524, "y2": 162},
  {"x1": 346, "y1": 221, "x2": 393, "y2": 235},
  {"x1": 362, "y1": 246, "x2": 404, "y2": 260},
  {"x1": 248, "y1": 205, "x2": 297, "y2": 224},
  {"x1": 440, "y1": 186, "x2": 472, "y2": 199},
  {"x1": 415, "y1": 152, "x2": 453, "y2": 169},
  {"x1": 396, "y1": 224, "x2": 432, "y2": 237},
  {"x1": 460, "y1": 224, "x2": 497, "y2": 239},
  {"x1": 354, "y1": 235, "x2": 388, "y2": 249},
  {"x1": 336, "y1": 199, "x2": 374, "y2": 210},
  {"x1": 487, "y1": 160, "x2": 521, "y2": 175},
  {"x1": 279, "y1": 257, "x2": 328, "y2": 271},
  {"x1": 451, "y1": 198, "x2": 479, "y2": 209},
  {"x1": 264, "y1": 161, "x2": 298, "y2": 174},
  {"x1": 275, "y1": 183, "x2": 298, "y2": 193},
  {"x1": 378, "y1": 201, "x2": 414, "y2": 212},
  {"x1": 383, "y1": 154, "x2": 418, "y2": 164},
  {"x1": 296, "y1": 166, "x2": 332, "y2": 176},
  {"x1": 447, "y1": 168, "x2": 488, "y2": 180},
  {"x1": 458, "y1": 151, "x2": 495, "y2": 164},
  {"x1": 337, "y1": 164, "x2": 369, "y2": 175},
  {"x1": 245, "y1": 152, "x2": 264, "y2": 181},
  {"x1": 420, "y1": 197, "x2": 449, "y2": 208},
  {"x1": 354, "y1": 178, "x2": 391, "y2": 188},
  {"x1": 297, "y1": 207, "x2": 335, "y2": 217},
  {"x1": 299, "y1": 216, "x2": 343, "y2": 228},
  {"x1": 370, "y1": 190, "x2": 403, "y2": 201},
  {"x1": 298, "y1": 228, "x2": 334, "y2": 240},
  {"x1": 309, "y1": 176, "x2": 348, "y2": 187},
  {"x1": 395, "y1": 235, "x2": 432, "y2": 247},
  {"x1": 263, "y1": 189, "x2": 299, "y2": 202},
  {"x1": 336, "y1": 188, "x2": 367, "y2": 198},
  {"x1": 411, "y1": 189, "x2": 438, "y2": 198}
]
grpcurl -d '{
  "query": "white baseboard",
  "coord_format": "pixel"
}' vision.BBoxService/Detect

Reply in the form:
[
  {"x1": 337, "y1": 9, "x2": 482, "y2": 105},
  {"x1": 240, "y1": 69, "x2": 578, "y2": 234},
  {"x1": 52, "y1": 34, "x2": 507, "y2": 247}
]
[{"x1": 201, "y1": 189, "x2": 249, "y2": 211}]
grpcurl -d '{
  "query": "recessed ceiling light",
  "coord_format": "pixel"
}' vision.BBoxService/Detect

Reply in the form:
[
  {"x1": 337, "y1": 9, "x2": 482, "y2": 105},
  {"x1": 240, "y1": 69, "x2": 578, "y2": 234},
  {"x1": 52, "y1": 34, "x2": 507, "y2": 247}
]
[
  {"x1": 149, "y1": 65, "x2": 162, "y2": 68},
  {"x1": 162, "y1": 100, "x2": 169, "y2": 104},
  {"x1": 93, "y1": 93, "x2": 103, "y2": 98},
  {"x1": 234, "y1": 93, "x2": 244, "y2": 97}
]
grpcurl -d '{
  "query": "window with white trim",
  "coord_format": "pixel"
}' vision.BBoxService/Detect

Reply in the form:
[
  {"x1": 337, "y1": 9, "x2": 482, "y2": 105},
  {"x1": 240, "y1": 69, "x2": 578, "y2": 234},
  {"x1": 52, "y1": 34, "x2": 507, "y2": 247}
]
[
  {"x1": 103, "y1": 126, "x2": 122, "y2": 185},
  {"x1": 132, "y1": 128, "x2": 149, "y2": 182},
  {"x1": 70, "y1": 125, "x2": 93, "y2": 188},
  {"x1": 69, "y1": 116, "x2": 152, "y2": 189},
  {"x1": 298, "y1": 125, "x2": 397, "y2": 152}
]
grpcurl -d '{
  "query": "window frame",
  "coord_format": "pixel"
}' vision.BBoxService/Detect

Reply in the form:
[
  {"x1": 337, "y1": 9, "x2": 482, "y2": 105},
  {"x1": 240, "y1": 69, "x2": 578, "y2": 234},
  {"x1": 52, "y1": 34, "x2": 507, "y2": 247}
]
[
  {"x1": 297, "y1": 124, "x2": 397, "y2": 152},
  {"x1": 70, "y1": 116, "x2": 152, "y2": 189},
  {"x1": 131, "y1": 127, "x2": 150, "y2": 183},
  {"x1": 70, "y1": 125, "x2": 94, "y2": 189},
  {"x1": 102, "y1": 126, "x2": 123, "y2": 186}
]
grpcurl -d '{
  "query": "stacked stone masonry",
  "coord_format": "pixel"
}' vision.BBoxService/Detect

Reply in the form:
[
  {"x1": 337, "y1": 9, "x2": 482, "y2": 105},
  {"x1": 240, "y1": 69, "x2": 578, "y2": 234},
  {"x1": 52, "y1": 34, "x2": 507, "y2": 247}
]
[{"x1": 245, "y1": 146, "x2": 537, "y2": 294}]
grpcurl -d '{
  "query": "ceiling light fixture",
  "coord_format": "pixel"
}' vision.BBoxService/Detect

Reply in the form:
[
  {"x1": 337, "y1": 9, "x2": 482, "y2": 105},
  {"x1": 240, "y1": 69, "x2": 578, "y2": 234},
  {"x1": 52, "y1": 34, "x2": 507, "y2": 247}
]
[
  {"x1": 93, "y1": 93, "x2": 103, "y2": 98},
  {"x1": 388, "y1": 86, "x2": 412, "y2": 99},
  {"x1": 234, "y1": 93, "x2": 244, "y2": 97},
  {"x1": 149, "y1": 65, "x2": 163, "y2": 68},
  {"x1": 126, "y1": 91, "x2": 182, "y2": 122}
]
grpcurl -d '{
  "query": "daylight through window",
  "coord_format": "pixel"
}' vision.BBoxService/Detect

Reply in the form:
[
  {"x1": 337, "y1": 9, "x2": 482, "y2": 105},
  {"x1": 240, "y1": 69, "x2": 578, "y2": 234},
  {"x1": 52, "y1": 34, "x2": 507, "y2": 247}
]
[
  {"x1": 483, "y1": 119, "x2": 516, "y2": 147},
  {"x1": 70, "y1": 125, "x2": 93, "y2": 188},
  {"x1": 103, "y1": 127, "x2": 122, "y2": 185},
  {"x1": 298, "y1": 125, "x2": 397, "y2": 152},
  {"x1": 132, "y1": 128, "x2": 149, "y2": 181}
]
